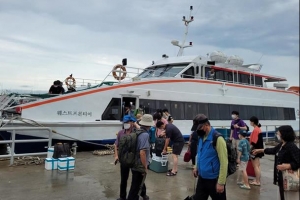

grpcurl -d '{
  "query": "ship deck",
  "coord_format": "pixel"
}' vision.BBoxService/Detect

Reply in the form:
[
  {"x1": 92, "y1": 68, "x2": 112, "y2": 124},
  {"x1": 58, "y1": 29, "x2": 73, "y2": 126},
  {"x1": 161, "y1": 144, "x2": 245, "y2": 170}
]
[{"x1": 0, "y1": 145, "x2": 281, "y2": 200}]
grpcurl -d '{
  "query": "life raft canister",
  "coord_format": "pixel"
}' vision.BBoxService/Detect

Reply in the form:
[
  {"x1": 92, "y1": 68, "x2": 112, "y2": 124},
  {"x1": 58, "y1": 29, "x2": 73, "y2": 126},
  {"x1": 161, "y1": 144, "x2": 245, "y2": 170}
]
[{"x1": 112, "y1": 64, "x2": 127, "y2": 80}]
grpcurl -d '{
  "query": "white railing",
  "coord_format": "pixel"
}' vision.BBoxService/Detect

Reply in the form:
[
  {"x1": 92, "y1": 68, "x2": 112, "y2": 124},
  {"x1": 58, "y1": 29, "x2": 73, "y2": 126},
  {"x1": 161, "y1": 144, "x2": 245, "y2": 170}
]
[
  {"x1": 213, "y1": 124, "x2": 282, "y2": 142},
  {"x1": 0, "y1": 127, "x2": 53, "y2": 166},
  {"x1": 72, "y1": 78, "x2": 103, "y2": 87},
  {"x1": 101, "y1": 66, "x2": 267, "y2": 89}
]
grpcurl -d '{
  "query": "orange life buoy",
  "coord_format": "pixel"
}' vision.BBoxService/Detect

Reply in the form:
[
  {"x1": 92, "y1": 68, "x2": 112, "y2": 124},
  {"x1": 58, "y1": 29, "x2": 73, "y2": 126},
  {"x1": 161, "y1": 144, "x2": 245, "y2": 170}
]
[
  {"x1": 65, "y1": 76, "x2": 76, "y2": 88},
  {"x1": 112, "y1": 64, "x2": 127, "y2": 80}
]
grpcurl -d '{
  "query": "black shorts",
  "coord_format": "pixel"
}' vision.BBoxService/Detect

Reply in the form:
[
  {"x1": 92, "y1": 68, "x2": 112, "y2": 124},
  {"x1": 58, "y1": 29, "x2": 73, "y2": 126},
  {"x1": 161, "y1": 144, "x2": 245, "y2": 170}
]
[{"x1": 172, "y1": 142, "x2": 185, "y2": 155}]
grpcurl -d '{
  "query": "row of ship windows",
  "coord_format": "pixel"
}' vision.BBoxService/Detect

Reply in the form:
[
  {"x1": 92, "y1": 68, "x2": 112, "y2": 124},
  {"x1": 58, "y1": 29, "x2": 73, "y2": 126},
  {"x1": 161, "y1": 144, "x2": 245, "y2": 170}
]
[{"x1": 102, "y1": 98, "x2": 296, "y2": 121}]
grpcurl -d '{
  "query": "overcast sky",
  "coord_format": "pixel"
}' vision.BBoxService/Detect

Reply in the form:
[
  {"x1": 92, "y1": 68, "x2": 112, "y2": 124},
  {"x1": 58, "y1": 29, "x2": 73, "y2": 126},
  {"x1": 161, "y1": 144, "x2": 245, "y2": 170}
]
[{"x1": 0, "y1": 0, "x2": 299, "y2": 92}]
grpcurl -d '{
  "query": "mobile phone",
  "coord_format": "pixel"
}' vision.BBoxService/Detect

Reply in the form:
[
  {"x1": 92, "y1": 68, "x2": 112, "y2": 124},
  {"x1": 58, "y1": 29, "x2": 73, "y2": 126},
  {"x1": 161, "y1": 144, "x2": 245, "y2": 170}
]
[{"x1": 114, "y1": 159, "x2": 119, "y2": 165}]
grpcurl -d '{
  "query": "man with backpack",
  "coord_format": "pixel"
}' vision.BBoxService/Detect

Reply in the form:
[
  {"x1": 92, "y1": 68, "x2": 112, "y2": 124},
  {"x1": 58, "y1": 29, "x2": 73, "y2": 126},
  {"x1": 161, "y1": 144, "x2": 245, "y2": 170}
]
[
  {"x1": 114, "y1": 115, "x2": 147, "y2": 200},
  {"x1": 125, "y1": 114, "x2": 153, "y2": 200},
  {"x1": 191, "y1": 114, "x2": 228, "y2": 200}
]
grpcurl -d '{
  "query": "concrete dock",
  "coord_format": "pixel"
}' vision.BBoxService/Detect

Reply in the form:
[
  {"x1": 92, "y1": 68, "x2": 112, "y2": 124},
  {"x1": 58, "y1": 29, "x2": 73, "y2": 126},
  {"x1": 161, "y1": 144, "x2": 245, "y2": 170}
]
[{"x1": 0, "y1": 145, "x2": 279, "y2": 200}]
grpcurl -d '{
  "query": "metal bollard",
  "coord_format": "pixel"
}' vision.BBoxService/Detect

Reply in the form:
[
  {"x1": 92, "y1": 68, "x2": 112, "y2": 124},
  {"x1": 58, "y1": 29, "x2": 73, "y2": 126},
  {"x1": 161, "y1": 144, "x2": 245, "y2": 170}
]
[{"x1": 72, "y1": 142, "x2": 78, "y2": 156}]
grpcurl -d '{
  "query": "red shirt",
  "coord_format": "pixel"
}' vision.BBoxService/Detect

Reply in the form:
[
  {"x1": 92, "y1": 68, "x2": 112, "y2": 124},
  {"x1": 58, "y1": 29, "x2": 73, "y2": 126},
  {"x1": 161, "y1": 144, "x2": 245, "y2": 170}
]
[{"x1": 250, "y1": 126, "x2": 261, "y2": 145}]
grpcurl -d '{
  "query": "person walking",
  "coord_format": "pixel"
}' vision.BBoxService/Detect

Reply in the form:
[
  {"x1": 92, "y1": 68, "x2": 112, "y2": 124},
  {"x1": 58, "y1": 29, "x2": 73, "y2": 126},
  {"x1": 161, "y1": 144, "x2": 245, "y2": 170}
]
[
  {"x1": 114, "y1": 115, "x2": 146, "y2": 200},
  {"x1": 252, "y1": 125, "x2": 300, "y2": 200},
  {"x1": 192, "y1": 114, "x2": 228, "y2": 200},
  {"x1": 126, "y1": 114, "x2": 153, "y2": 200},
  {"x1": 236, "y1": 131, "x2": 251, "y2": 190},
  {"x1": 230, "y1": 111, "x2": 248, "y2": 149},
  {"x1": 249, "y1": 116, "x2": 264, "y2": 186},
  {"x1": 188, "y1": 115, "x2": 200, "y2": 168}
]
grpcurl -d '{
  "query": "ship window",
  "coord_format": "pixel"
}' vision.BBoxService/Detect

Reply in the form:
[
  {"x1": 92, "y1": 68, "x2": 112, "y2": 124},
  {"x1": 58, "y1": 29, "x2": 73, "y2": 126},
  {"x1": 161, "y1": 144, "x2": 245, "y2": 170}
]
[
  {"x1": 283, "y1": 108, "x2": 290, "y2": 120},
  {"x1": 155, "y1": 100, "x2": 171, "y2": 113},
  {"x1": 240, "y1": 74, "x2": 250, "y2": 84},
  {"x1": 270, "y1": 107, "x2": 278, "y2": 120},
  {"x1": 161, "y1": 65, "x2": 187, "y2": 77},
  {"x1": 218, "y1": 104, "x2": 230, "y2": 120},
  {"x1": 102, "y1": 98, "x2": 121, "y2": 120},
  {"x1": 215, "y1": 70, "x2": 225, "y2": 81},
  {"x1": 184, "y1": 102, "x2": 198, "y2": 120},
  {"x1": 138, "y1": 69, "x2": 154, "y2": 78},
  {"x1": 198, "y1": 103, "x2": 209, "y2": 117},
  {"x1": 254, "y1": 76, "x2": 263, "y2": 86},
  {"x1": 246, "y1": 105, "x2": 256, "y2": 119},
  {"x1": 263, "y1": 107, "x2": 272, "y2": 120},
  {"x1": 252, "y1": 106, "x2": 264, "y2": 120},
  {"x1": 238, "y1": 105, "x2": 249, "y2": 120},
  {"x1": 277, "y1": 108, "x2": 285, "y2": 120},
  {"x1": 170, "y1": 101, "x2": 185, "y2": 120},
  {"x1": 208, "y1": 104, "x2": 220, "y2": 120},
  {"x1": 227, "y1": 72, "x2": 233, "y2": 83},
  {"x1": 182, "y1": 67, "x2": 195, "y2": 78},
  {"x1": 289, "y1": 108, "x2": 296, "y2": 120},
  {"x1": 139, "y1": 99, "x2": 156, "y2": 114}
]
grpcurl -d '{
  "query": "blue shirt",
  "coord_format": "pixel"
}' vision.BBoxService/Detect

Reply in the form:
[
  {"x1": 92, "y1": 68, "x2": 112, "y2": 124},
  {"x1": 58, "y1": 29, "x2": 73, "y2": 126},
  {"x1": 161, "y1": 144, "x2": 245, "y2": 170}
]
[{"x1": 237, "y1": 138, "x2": 250, "y2": 162}]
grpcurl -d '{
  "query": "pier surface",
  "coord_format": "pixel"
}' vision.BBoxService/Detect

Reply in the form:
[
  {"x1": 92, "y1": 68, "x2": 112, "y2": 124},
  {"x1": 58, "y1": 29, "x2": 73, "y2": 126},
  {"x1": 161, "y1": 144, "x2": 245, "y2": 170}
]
[{"x1": 0, "y1": 145, "x2": 279, "y2": 200}]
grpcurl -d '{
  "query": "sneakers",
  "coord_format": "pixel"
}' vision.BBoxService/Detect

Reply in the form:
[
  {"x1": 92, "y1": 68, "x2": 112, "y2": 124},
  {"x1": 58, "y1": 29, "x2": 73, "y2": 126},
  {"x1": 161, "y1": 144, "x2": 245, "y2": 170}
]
[
  {"x1": 141, "y1": 194, "x2": 150, "y2": 200},
  {"x1": 239, "y1": 184, "x2": 251, "y2": 190}
]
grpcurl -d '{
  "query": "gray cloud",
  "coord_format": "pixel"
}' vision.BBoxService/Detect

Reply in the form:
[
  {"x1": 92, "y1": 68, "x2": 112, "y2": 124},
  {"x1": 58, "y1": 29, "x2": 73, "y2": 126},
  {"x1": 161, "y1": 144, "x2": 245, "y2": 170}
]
[{"x1": 0, "y1": 0, "x2": 298, "y2": 90}]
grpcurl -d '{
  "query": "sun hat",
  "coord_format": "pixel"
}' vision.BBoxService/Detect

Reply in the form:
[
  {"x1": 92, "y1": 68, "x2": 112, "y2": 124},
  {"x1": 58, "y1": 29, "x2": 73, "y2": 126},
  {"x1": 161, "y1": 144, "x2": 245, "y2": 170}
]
[{"x1": 139, "y1": 114, "x2": 154, "y2": 127}]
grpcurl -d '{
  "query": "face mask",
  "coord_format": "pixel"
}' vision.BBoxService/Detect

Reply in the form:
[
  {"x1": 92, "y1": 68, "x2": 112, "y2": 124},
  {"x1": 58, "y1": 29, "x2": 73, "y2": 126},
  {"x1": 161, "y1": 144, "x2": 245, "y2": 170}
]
[
  {"x1": 276, "y1": 135, "x2": 281, "y2": 141},
  {"x1": 124, "y1": 123, "x2": 131, "y2": 130},
  {"x1": 197, "y1": 129, "x2": 206, "y2": 137},
  {"x1": 231, "y1": 115, "x2": 237, "y2": 119}
]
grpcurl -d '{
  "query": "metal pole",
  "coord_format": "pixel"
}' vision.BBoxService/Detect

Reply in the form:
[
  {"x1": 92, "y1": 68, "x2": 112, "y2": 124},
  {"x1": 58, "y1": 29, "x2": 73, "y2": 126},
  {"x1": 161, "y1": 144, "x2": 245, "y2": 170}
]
[
  {"x1": 48, "y1": 128, "x2": 52, "y2": 148},
  {"x1": 266, "y1": 126, "x2": 268, "y2": 143},
  {"x1": 10, "y1": 130, "x2": 16, "y2": 166}
]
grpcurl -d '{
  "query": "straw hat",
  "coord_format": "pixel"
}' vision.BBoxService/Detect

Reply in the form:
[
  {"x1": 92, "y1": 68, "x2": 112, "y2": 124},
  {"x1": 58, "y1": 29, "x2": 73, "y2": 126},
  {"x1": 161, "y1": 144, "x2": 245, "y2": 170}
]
[{"x1": 139, "y1": 114, "x2": 154, "y2": 127}]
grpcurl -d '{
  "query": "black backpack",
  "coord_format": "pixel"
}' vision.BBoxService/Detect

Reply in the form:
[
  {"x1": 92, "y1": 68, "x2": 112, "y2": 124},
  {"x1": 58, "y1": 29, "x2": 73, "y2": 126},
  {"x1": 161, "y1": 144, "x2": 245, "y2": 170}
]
[
  {"x1": 212, "y1": 131, "x2": 237, "y2": 176},
  {"x1": 53, "y1": 143, "x2": 71, "y2": 159},
  {"x1": 154, "y1": 137, "x2": 166, "y2": 157},
  {"x1": 118, "y1": 129, "x2": 145, "y2": 168}
]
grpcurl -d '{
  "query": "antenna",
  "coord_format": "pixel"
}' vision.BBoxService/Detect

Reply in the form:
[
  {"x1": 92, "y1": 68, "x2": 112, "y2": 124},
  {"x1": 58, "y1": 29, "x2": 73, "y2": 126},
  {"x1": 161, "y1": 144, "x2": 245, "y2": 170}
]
[
  {"x1": 257, "y1": 54, "x2": 264, "y2": 63},
  {"x1": 171, "y1": 6, "x2": 194, "y2": 57}
]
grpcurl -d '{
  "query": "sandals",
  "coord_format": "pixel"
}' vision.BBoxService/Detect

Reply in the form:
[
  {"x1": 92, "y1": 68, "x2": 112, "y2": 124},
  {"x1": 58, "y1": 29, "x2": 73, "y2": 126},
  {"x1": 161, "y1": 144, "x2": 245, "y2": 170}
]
[
  {"x1": 249, "y1": 181, "x2": 261, "y2": 186},
  {"x1": 240, "y1": 184, "x2": 251, "y2": 190},
  {"x1": 237, "y1": 182, "x2": 244, "y2": 185},
  {"x1": 166, "y1": 171, "x2": 177, "y2": 176},
  {"x1": 167, "y1": 169, "x2": 177, "y2": 174}
]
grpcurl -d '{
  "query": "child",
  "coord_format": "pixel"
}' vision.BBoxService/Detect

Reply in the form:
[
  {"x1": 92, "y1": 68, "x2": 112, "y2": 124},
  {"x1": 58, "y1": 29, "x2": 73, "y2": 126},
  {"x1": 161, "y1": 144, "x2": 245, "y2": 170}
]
[{"x1": 237, "y1": 130, "x2": 251, "y2": 190}]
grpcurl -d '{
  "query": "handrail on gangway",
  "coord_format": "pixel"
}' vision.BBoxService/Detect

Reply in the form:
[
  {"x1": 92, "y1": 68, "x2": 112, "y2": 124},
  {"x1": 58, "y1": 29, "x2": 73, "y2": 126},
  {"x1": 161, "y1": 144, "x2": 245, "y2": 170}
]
[{"x1": 0, "y1": 127, "x2": 52, "y2": 166}]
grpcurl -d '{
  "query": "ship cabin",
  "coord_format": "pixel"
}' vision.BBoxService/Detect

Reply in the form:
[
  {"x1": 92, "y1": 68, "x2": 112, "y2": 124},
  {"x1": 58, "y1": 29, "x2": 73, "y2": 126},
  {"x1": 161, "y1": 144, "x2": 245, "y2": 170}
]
[{"x1": 135, "y1": 54, "x2": 287, "y2": 89}]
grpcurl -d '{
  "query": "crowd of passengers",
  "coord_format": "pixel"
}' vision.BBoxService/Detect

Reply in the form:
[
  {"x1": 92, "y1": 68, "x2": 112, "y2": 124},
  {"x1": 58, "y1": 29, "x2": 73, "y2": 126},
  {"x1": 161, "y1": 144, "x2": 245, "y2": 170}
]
[{"x1": 113, "y1": 106, "x2": 299, "y2": 200}]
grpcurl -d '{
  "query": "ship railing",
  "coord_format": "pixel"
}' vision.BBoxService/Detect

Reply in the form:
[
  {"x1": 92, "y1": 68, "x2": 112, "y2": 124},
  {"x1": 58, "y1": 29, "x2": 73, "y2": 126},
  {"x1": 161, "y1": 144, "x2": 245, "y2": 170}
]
[
  {"x1": 100, "y1": 66, "x2": 267, "y2": 89},
  {"x1": 0, "y1": 127, "x2": 52, "y2": 166},
  {"x1": 212, "y1": 124, "x2": 296, "y2": 143},
  {"x1": 70, "y1": 78, "x2": 103, "y2": 87}
]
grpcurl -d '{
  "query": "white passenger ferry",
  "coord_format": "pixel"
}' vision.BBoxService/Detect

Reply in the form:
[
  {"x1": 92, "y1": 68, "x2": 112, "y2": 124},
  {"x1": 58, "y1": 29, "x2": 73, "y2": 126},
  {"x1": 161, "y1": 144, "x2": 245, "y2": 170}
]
[{"x1": 0, "y1": 6, "x2": 298, "y2": 144}]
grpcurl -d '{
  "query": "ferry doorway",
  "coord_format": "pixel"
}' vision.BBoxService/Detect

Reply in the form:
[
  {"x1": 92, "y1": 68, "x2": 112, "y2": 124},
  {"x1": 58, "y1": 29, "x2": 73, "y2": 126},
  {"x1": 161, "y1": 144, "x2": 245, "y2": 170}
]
[{"x1": 121, "y1": 95, "x2": 140, "y2": 118}]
